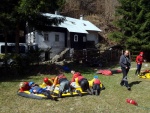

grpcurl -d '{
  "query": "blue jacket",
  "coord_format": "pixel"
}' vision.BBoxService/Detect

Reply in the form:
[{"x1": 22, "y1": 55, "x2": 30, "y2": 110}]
[{"x1": 29, "y1": 86, "x2": 46, "y2": 93}]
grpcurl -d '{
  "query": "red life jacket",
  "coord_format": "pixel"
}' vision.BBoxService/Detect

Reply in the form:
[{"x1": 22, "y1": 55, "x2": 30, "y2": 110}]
[
  {"x1": 58, "y1": 74, "x2": 66, "y2": 79},
  {"x1": 58, "y1": 74, "x2": 67, "y2": 83},
  {"x1": 94, "y1": 79, "x2": 101, "y2": 84}
]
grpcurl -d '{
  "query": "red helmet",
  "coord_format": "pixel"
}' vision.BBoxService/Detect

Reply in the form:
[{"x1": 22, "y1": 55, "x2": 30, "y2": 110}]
[{"x1": 44, "y1": 77, "x2": 49, "y2": 83}]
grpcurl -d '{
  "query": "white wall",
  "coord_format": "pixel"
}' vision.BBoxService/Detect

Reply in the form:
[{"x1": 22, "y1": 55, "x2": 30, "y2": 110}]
[
  {"x1": 26, "y1": 32, "x2": 35, "y2": 44},
  {"x1": 35, "y1": 31, "x2": 65, "y2": 49},
  {"x1": 26, "y1": 31, "x2": 66, "y2": 58}
]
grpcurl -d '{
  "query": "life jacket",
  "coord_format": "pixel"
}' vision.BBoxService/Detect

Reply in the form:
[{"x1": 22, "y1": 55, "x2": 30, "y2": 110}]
[
  {"x1": 58, "y1": 74, "x2": 67, "y2": 83},
  {"x1": 136, "y1": 55, "x2": 143, "y2": 64},
  {"x1": 77, "y1": 75, "x2": 84, "y2": 82},
  {"x1": 93, "y1": 78, "x2": 101, "y2": 85},
  {"x1": 19, "y1": 85, "x2": 30, "y2": 92},
  {"x1": 46, "y1": 79, "x2": 53, "y2": 86},
  {"x1": 19, "y1": 82, "x2": 30, "y2": 92}
]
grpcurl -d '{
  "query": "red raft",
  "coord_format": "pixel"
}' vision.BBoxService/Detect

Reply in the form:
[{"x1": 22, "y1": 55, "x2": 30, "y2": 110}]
[{"x1": 96, "y1": 69, "x2": 122, "y2": 76}]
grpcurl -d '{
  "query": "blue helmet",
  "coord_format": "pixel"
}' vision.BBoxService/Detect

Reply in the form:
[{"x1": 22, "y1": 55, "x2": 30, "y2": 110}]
[
  {"x1": 94, "y1": 75, "x2": 98, "y2": 79},
  {"x1": 29, "y1": 82, "x2": 34, "y2": 86}
]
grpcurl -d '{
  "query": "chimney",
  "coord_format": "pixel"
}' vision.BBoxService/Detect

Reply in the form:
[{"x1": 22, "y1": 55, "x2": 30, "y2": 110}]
[{"x1": 80, "y1": 15, "x2": 83, "y2": 20}]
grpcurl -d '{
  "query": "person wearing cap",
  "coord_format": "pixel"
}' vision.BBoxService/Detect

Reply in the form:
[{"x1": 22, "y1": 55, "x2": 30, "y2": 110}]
[
  {"x1": 119, "y1": 50, "x2": 131, "y2": 91},
  {"x1": 70, "y1": 70, "x2": 92, "y2": 94},
  {"x1": 91, "y1": 76, "x2": 101, "y2": 96},
  {"x1": 135, "y1": 52, "x2": 144, "y2": 75},
  {"x1": 29, "y1": 82, "x2": 53, "y2": 99},
  {"x1": 52, "y1": 74, "x2": 72, "y2": 98},
  {"x1": 19, "y1": 82, "x2": 30, "y2": 92}
]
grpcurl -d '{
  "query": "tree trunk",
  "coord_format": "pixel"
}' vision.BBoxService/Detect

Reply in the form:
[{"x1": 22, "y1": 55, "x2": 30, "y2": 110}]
[
  {"x1": 15, "y1": 23, "x2": 20, "y2": 53},
  {"x1": 4, "y1": 30, "x2": 8, "y2": 72}
]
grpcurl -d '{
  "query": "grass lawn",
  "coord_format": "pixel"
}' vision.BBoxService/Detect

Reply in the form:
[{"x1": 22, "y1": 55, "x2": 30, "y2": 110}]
[{"x1": 0, "y1": 62, "x2": 150, "y2": 113}]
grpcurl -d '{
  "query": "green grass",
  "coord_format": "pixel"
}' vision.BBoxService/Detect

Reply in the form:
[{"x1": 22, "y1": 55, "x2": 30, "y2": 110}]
[{"x1": 0, "y1": 62, "x2": 150, "y2": 113}]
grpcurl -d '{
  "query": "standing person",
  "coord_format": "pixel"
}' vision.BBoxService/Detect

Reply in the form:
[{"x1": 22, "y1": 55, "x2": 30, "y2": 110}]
[
  {"x1": 119, "y1": 50, "x2": 131, "y2": 90},
  {"x1": 71, "y1": 70, "x2": 92, "y2": 94},
  {"x1": 135, "y1": 52, "x2": 144, "y2": 75}
]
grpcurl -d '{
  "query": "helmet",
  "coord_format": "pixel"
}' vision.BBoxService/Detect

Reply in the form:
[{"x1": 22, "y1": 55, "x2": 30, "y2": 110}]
[
  {"x1": 29, "y1": 82, "x2": 34, "y2": 87},
  {"x1": 94, "y1": 75, "x2": 98, "y2": 79},
  {"x1": 44, "y1": 77, "x2": 49, "y2": 83}
]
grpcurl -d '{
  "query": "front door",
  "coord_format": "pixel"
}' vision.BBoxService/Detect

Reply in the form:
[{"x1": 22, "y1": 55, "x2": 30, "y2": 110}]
[{"x1": 70, "y1": 33, "x2": 86, "y2": 50}]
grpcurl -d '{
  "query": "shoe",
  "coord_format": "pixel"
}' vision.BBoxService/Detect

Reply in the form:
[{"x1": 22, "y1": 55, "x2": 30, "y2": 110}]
[
  {"x1": 101, "y1": 85, "x2": 105, "y2": 90},
  {"x1": 91, "y1": 89, "x2": 95, "y2": 95},
  {"x1": 58, "y1": 91, "x2": 62, "y2": 98},
  {"x1": 70, "y1": 91, "x2": 73, "y2": 96},
  {"x1": 127, "y1": 87, "x2": 131, "y2": 91},
  {"x1": 87, "y1": 89, "x2": 92, "y2": 95},
  {"x1": 95, "y1": 90, "x2": 98, "y2": 96},
  {"x1": 120, "y1": 82, "x2": 124, "y2": 86},
  {"x1": 76, "y1": 90, "x2": 82, "y2": 97}
]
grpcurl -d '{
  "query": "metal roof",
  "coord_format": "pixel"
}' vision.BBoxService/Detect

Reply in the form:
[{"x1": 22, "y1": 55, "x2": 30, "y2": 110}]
[{"x1": 43, "y1": 13, "x2": 102, "y2": 34}]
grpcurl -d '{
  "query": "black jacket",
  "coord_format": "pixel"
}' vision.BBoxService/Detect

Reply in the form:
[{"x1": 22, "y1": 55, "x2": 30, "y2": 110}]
[{"x1": 119, "y1": 55, "x2": 131, "y2": 68}]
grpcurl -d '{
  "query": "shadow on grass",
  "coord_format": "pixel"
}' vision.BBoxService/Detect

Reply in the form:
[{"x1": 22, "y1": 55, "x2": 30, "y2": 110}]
[
  {"x1": 129, "y1": 81, "x2": 142, "y2": 87},
  {"x1": 0, "y1": 64, "x2": 63, "y2": 82},
  {"x1": 0, "y1": 61, "x2": 120, "y2": 82}
]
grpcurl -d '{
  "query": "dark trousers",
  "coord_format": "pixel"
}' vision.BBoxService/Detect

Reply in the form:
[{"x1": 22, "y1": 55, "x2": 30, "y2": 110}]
[
  {"x1": 40, "y1": 90, "x2": 53, "y2": 99},
  {"x1": 79, "y1": 78, "x2": 90, "y2": 92},
  {"x1": 135, "y1": 64, "x2": 142, "y2": 75},
  {"x1": 92, "y1": 84, "x2": 101, "y2": 95},
  {"x1": 120, "y1": 67, "x2": 129, "y2": 87},
  {"x1": 93, "y1": 84, "x2": 100, "y2": 90}
]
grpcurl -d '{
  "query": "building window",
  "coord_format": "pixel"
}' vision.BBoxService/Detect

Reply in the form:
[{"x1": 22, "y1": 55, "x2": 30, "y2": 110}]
[
  {"x1": 55, "y1": 34, "x2": 59, "y2": 42},
  {"x1": 74, "y1": 35, "x2": 78, "y2": 42},
  {"x1": 83, "y1": 36, "x2": 86, "y2": 42},
  {"x1": 44, "y1": 33, "x2": 49, "y2": 41}
]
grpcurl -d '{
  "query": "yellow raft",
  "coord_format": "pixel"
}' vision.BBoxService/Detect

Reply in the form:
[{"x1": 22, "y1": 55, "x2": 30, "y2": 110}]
[
  {"x1": 52, "y1": 83, "x2": 88, "y2": 97},
  {"x1": 138, "y1": 72, "x2": 150, "y2": 79}
]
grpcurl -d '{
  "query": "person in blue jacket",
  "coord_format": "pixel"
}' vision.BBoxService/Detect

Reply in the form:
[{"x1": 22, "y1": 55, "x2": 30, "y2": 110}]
[{"x1": 29, "y1": 82, "x2": 53, "y2": 99}]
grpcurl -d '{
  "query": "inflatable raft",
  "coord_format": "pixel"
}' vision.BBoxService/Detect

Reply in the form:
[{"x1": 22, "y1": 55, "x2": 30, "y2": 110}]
[
  {"x1": 138, "y1": 70, "x2": 150, "y2": 79},
  {"x1": 52, "y1": 84, "x2": 88, "y2": 97},
  {"x1": 17, "y1": 90, "x2": 57, "y2": 100}
]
